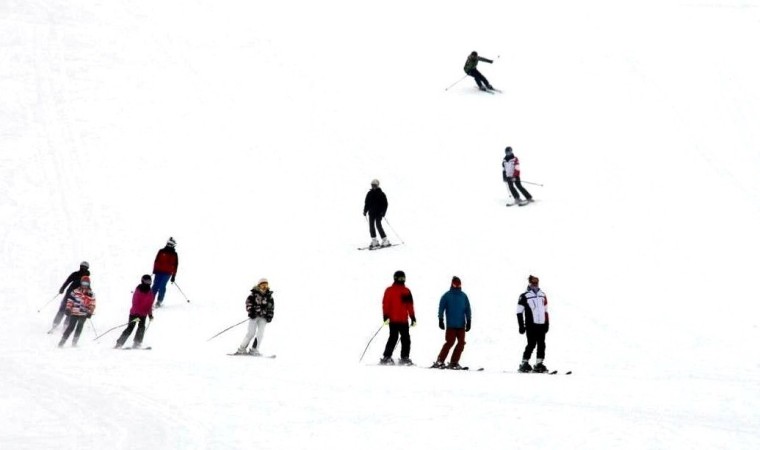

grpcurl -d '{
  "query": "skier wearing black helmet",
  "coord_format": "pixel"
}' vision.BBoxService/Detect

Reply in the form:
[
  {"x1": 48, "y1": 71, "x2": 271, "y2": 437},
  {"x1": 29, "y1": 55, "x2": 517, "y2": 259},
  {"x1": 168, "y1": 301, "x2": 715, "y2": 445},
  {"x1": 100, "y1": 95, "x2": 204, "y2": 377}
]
[{"x1": 464, "y1": 51, "x2": 495, "y2": 91}]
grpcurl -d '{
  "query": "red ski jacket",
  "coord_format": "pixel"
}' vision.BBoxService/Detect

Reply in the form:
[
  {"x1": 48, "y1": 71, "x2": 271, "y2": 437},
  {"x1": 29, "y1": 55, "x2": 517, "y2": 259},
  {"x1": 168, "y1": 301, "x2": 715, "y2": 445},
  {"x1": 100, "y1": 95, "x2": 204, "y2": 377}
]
[
  {"x1": 382, "y1": 282, "x2": 416, "y2": 324},
  {"x1": 153, "y1": 247, "x2": 179, "y2": 275}
]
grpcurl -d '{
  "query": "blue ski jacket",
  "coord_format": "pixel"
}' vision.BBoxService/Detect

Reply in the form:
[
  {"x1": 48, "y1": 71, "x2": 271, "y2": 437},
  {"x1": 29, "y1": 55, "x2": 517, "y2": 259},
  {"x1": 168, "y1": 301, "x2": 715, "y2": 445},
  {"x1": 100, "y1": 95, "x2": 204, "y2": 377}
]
[{"x1": 438, "y1": 287, "x2": 471, "y2": 329}]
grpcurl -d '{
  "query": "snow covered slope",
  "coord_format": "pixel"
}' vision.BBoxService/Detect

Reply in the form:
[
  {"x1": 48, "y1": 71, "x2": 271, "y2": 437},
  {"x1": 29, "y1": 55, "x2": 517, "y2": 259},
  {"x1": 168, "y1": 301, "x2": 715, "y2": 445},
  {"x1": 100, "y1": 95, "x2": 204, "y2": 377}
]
[{"x1": 1, "y1": 1, "x2": 759, "y2": 449}]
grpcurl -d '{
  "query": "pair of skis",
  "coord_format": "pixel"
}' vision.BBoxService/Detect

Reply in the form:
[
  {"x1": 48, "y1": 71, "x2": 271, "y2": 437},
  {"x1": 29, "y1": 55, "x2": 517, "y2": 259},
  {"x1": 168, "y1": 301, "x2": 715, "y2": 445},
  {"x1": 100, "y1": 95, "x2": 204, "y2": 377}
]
[
  {"x1": 227, "y1": 353, "x2": 277, "y2": 358},
  {"x1": 357, "y1": 243, "x2": 401, "y2": 251}
]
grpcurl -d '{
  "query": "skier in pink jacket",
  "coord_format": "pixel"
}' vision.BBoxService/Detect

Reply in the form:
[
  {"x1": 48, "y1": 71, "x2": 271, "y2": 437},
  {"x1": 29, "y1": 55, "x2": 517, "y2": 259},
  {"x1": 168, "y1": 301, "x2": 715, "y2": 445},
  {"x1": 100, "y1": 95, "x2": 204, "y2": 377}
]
[{"x1": 115, "y1": 274, "x2": 156, "y2": 349}]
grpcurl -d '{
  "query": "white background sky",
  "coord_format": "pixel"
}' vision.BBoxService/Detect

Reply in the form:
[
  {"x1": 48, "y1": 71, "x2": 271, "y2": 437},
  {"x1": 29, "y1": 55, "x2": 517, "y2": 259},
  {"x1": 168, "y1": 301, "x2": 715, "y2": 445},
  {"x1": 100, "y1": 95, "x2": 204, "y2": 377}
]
[{"x1": 1, "y1": 1, "x2": 759, "y2": 449}]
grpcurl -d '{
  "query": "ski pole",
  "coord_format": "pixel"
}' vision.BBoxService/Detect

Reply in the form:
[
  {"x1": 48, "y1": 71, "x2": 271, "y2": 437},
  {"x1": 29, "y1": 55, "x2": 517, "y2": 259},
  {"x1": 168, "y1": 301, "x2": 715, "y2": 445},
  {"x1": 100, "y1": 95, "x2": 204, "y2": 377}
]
[
  {"x1": 359, "y1": 323, "x2": 385, "y2": 362},
  {"x1": 383, "y1": 217, "x2": 405, "y2": 245},
  {"x1": 88, "y1": 317, "x2": 98, "y2": 337},
  {"x1": 93, "y1": 318, "x2": 139, "y2": 341},
  {"x1": 173, "y1": 282, "x2": 191, "y2": 303},
  {"x1": 444, "y1": 75, "x2": 468, "y2": 91},
  {"x1": 37, "y1": 294, "x2": 60, "y2": 313},
  {"x1": 207, "y1": 319, "x2": 248, "y2": 342},
  {"x1": 521, "y1": 180, "x2": 544, "y2": 187}
]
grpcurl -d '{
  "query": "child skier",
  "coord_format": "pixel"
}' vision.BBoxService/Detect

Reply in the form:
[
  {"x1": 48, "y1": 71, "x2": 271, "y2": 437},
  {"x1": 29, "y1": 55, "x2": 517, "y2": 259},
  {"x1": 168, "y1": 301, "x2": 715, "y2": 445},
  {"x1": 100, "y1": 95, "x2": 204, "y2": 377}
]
[
  {"x1": 115, "y1": 274, "x2": 156, "y2": 349},
  {"x1": 58, "y1": 275, "x2": 96, "y2": 347}
]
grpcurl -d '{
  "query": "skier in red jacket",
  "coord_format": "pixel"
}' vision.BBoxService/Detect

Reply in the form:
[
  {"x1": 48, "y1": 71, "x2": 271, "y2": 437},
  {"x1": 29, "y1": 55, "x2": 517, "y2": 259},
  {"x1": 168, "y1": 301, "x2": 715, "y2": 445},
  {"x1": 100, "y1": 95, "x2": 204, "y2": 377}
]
[
  {"x1": 380, "y1": 270, "x2": 416, "y2": 365},
  {"x1": 152, "y1": 237, "x2": 178, "y2": 307}
]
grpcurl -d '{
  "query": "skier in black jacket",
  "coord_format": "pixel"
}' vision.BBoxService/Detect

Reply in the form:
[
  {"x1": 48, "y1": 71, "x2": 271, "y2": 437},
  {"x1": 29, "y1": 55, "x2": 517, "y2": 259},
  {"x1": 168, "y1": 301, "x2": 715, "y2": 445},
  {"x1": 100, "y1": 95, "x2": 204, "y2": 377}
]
[
  {"x1": 516, "y1": 275, "x2": 550, "y2": 373},
  {"x1": 49, "y1": 261, "x2": 90, "y2": 333},
  {"x1": 464, "y1": 51, "x2": 495, "y2": 91},
  {"x1": 363, "y1": 179, "x2": 390, "y2": 249}
]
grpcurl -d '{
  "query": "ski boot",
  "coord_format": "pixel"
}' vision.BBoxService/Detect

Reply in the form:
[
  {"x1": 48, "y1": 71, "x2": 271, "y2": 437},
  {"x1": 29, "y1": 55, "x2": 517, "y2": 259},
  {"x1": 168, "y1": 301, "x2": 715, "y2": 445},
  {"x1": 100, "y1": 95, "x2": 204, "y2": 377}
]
[
  {"x1": 379, "y1": 356, "x2": 395, "y2": 365},
  {"x1": 248, "y1": 348, "x2": 261, "y2": 356},
  {"x1": 518, "y1": 361, "x2": 533, "y2": 373},
  {"x1": 233, "y1": 348, "x2": 248, "y2": 355},
  {"x1": 398, "y1": 357, "x2": 414, "y2": 366},
  {"x1": 447, "y1": 362, "x2": 463, "y2": 370},
  {"x1": 486, "y1": 84, "x2": 495, "y2": 91},
  {"x1": 478, "y1": 85, "x2": 487, "y2": 91},
  {"x1": 380, "y1": 237, "x2": 391, "y2": 248},
  {"x1": 533, "y1": 362, "x2": 548, "y2": 373},
  {"x1": 431, "y1": 360, "x2": 445, "y2": 369},
  {"x1": 369, "y1": 238, "x2": 380, "y2": 250}
]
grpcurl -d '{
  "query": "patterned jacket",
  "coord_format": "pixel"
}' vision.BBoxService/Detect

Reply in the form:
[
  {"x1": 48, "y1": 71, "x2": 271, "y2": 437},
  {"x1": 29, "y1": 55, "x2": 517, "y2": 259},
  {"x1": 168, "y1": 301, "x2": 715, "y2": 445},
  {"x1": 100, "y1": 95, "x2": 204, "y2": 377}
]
[
  {"x1": 66, "y1": 287, "x2": 96, "y2": 317},
  {"x1": 246, "y1": 286, "x2": 275, "y2": 322},
  {"x1": 516, "y1": 287, "x2": 548, "y2": 326},
  {"x1": 502, "y1": 155, "x2": 522, "y2": 178}
]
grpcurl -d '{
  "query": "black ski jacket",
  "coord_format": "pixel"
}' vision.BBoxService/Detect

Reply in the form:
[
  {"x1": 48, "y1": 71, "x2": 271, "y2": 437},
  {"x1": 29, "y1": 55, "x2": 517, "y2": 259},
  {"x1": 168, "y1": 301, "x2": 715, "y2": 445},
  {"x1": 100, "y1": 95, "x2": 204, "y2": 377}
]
[{"x1": 363, "y1": 188, "x2": 388, "y2": 217}]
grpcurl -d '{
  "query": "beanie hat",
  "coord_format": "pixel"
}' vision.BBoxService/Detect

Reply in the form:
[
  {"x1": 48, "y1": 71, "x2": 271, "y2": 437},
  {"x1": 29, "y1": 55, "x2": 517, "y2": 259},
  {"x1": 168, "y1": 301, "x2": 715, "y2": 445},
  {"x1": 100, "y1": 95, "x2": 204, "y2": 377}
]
[
  {"x1": 141, "y1": 274, "x2": 152, "y2": 284},
  {"x1": 505, "y1": 146, "x2": 513, "y2": 155},
  {"x1": 371, "y1": 179, "x2": 380, "y2": 187},
  {"x1": 393, "y1": 270, "x2": 406, "y2": 283},
  {"x1": 166, "y1": 237, "x2": 176, "y2": 247},
  {"x1": 528, "y1": 275, "x2": 539, "y2": 284},
  {"x1": 258, "y1": 278, "x2": 269, "y2": 285},
  {"x1": 80, "y1": 261, "x2": 90, "y2": 269},
  {"x1": 451, "y1": 276, "x2": 462, "y2": 288}
]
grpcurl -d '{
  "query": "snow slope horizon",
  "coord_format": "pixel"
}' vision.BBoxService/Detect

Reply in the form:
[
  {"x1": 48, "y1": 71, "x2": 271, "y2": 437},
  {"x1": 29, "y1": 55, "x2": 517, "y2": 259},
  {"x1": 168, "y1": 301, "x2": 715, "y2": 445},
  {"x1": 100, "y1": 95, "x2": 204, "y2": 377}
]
[{"x1": 2, "y1": 1, "x2": 760, "y2": 449}]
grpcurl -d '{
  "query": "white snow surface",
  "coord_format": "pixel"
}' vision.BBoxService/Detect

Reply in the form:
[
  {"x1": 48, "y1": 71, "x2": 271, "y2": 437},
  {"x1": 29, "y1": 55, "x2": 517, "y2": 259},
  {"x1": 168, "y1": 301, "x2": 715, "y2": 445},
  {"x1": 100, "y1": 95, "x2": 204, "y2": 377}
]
[{"x1": 2, "y1": 1, "x2": 760, "y2": 449}]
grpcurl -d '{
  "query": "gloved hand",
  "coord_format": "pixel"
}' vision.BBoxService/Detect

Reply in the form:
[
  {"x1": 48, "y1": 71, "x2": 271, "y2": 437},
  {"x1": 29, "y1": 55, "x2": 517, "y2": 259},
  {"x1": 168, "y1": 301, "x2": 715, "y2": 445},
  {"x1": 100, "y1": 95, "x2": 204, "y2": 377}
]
[
  {"x1": 383, "y1": 318, "x2": 390, "y2": 326},
  {"x1": 519, "y1": 325, "x2": 526, "y2": 335},
  {"x1": 505, "y1": 177, "x2": 514, "y2": 183},
  {"x1": 86, "y1": 313, "x2": 92, "y2": 319},
  {"x1": 363, "y1": 211, "x2": 367, "y2": 216},
  {"x1": 545, "y1": 323, "x2": 549, "y2": 334},
  {"x1": 438, "y1": 318, "x2": 445, "y2": 330},
  {"x1": 465, "y1": 321, "x2": 471, "y2": 332},
  {"x1": 59, "y1": 288, "x2": 64, "y2": 294},
  {"x1": 64, "y1": 310, "x2": 71, "y2": 317},
  {"x1": 266, "y1": 318, "x2": 272, "y2": 323},
  {"x1": 411, "y1": 318, "x2": 417, "y2": 327},
  {"x1": 170, "y1": 275, "x2": 176, "y2": 283},
  {"x1": 148, "y1": 314, "x2": 154, "y2": 320}
]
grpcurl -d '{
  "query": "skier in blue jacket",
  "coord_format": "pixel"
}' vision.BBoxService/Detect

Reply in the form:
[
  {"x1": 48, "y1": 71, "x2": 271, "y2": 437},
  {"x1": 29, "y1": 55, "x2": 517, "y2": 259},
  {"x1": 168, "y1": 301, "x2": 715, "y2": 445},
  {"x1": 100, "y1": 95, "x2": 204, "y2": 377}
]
[{"x1": 432, "y1": 276, "x2": 472, "y2": 369}]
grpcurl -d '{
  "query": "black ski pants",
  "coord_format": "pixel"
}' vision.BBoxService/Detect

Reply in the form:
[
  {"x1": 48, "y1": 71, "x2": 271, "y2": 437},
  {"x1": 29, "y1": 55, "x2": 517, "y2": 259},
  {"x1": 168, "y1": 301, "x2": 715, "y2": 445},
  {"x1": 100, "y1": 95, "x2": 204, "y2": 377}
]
[
  {"x1": 59, "y1": 316, "x2": 87, "y2": 346},
  {"x1": 116, "y1": 315, "x2": 147, "y2": 347},
  {"x1": 368, "y1": 213, "x2": 386, "y2": 239},
  {"x1": 465, "y1": 68, "x2": 490, "y2": 88},
  {"x1": 506, "y1": 177, "x2": 533, "y2": 201},
  {"x1": 522, "y1": 323, "x2": 547, "y2": 361},
  {"x1": 383, "y1": 322, "x2": 411, "y2": 359},
  {"x1": 52, "y1": 289, "x2": 73, "y2": 328}
]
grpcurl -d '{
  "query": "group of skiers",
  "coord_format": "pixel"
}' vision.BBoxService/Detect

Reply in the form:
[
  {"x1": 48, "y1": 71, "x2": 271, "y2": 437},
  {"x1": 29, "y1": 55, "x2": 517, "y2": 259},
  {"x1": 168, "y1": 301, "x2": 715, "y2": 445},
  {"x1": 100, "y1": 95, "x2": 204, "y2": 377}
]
[
  {"x1": 48, "y1": 51, "x2": 546, "y2": 370},
  {"x1": 50, "y1": 237, "x2": 180, "y2": 348},
  {"x1": 376, "y1": 271, "x2": 549, "y2": 372},
  {"x1": 368, "y1": 53, "x2": 545, "y2": 371}
]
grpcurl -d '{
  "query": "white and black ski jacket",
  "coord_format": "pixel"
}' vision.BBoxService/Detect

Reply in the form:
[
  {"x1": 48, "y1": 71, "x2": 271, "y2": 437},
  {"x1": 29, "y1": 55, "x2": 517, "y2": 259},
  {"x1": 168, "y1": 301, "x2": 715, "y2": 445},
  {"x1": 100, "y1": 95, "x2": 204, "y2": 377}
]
[{"x1": 516, "y1": 287, "x2": 548, "y2": 326}]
